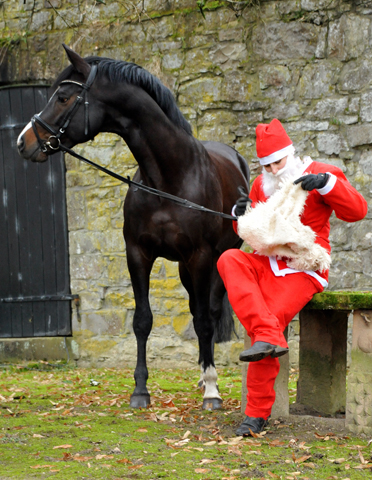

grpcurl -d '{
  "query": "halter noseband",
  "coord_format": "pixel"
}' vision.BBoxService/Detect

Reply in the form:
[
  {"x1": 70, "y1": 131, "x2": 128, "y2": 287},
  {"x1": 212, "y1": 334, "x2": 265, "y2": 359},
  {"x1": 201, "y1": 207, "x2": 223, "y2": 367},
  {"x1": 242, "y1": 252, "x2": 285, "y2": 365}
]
[{"x1": 31, "y1": 64, "x2": 98, "y2": 153}]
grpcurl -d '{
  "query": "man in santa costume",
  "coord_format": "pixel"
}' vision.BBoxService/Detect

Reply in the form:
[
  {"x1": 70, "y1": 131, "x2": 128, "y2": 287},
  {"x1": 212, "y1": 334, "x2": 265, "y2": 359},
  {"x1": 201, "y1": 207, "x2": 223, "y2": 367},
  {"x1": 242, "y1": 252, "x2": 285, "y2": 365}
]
[{"x1": 217, "y1": 118, "x2": 368, "y2": 436}]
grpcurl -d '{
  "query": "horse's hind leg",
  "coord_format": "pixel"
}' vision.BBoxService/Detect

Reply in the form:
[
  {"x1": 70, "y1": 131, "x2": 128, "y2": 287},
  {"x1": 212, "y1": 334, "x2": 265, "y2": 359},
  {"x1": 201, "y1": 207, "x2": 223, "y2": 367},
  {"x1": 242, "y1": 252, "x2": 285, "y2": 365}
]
[
  {"x1": 179, "y1": 259, "x2": 222, "y2": 410},
  {"x1": 126, "y1": 246, "x2": 154, "y2": 408}
]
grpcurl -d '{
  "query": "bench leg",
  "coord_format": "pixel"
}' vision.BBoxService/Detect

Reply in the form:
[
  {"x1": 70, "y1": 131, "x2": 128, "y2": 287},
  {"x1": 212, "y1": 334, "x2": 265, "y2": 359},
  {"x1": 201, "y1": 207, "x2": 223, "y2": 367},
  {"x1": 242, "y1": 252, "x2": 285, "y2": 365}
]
[
  {"x1": 297, "y1": 309, "x2": 348, "y2": 415},
  {"x1": 241, "y1": 329, "x2": 289, "y2": 417},
  {"x1": 346, "y1": 309, "x2": 372, "y2": 435}
]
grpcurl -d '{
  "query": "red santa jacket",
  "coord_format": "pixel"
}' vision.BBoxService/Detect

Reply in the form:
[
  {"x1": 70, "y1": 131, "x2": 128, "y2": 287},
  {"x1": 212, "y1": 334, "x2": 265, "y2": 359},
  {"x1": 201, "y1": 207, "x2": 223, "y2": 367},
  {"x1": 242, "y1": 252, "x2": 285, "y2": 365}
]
[{"x1": 235, "y1": 159, "x2": 368, "y2": 288}]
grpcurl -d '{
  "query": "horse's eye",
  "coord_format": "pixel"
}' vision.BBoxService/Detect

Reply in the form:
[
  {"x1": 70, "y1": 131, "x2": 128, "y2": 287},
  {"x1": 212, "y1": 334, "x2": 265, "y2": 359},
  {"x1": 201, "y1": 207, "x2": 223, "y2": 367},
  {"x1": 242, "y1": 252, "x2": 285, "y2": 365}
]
[{"x1": 58, "y1": 96, "x2": 69, "y2": 104}]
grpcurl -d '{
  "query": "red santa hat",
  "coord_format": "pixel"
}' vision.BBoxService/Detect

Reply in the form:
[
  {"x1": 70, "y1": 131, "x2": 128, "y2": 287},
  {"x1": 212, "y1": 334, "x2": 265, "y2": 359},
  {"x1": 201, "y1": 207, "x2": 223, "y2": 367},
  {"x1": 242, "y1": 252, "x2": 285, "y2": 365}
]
[{"x1": 256, "y1": 119, "x2": 293, "y2": 165}]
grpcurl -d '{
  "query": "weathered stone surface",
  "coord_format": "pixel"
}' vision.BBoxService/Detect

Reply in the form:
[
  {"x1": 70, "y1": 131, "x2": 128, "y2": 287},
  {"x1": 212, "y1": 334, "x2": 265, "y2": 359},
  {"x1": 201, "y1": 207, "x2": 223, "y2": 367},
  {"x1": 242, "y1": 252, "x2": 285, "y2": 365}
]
[
  {"x1": 308, "y1": 97, "x2": 348, "y2": 119},
  {"x1": 252, "y1": 22, "x2": 319, "y2": 60},
  {"x1": 296, "y1": 61, "x2": 341, "y2": 99},
  {"x1": 346, "y1": 311, "x2": 372, "y2": 434},
  {"x1": 328, "y1": 14, "x2": 370, "y2": 61},
  {"x1": 340, "y1": 59, "x2": 372, "y2": 92}
]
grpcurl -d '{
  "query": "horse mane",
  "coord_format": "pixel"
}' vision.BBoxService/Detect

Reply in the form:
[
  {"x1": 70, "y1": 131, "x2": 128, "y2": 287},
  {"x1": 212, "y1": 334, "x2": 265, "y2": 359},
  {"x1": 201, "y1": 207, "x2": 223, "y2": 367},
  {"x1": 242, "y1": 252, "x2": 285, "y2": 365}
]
[{"x1": 53, "y1": 56, "x2": 192, "y2": 135}]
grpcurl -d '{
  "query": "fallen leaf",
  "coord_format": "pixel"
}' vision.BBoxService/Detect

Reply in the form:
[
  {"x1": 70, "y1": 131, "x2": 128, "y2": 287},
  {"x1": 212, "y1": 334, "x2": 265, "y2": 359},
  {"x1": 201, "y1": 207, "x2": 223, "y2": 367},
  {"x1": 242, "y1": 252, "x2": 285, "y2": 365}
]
[
  {"x1": 195, "y1": 468, "x2": 210, "y2": 473},
  {"x1": 200, "y1": 459, "x2": 215, "y2": 464},
  {"x1": 116, "y1": 458, "x2": 132, "y2": 464},
  {"x1": 295, "y1": 455, "x2": 311, "y2": 464},
  {"x1": 268, "y1": 472, "x2": 280, "y2": 478},
  {"x1": 162, "y1": 399, "x2": 175, "y2": 408},
  {"x1": 228, "y1": 436, "x2": 243, "y2": 445},
  {"x1": 359, "y1": 450, "x2": 368, "y2": 465},
  {"x1": 73, "y1": 455, "x2": 93, "y2": 462},
  {"x1": 137, "y1": 428, "x2": 147, "y2": 433},
  {"x1": 53, "y1": 444, "x2": 73, "y2": 449},
  {"x1": 269, "y1": 439, "x2": 286, "y2": 447},
  {"x1": 228, "y1": 446, "x2": 242, "y2": 456},
  {"x1": 30, "y1": 465, "x2": 55, "y2": 469},
  {"x1": 215, "y1": 465, "x2": 230, "y2": 472},
  {"x1": 33, "y1": 434, "x2": 45, "y2": 438}
]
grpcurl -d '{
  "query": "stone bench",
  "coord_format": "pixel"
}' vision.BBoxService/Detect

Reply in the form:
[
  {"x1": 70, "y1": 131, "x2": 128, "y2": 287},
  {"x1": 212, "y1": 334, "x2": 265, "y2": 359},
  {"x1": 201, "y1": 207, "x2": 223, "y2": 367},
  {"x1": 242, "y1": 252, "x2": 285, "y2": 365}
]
[{"x1": 241, "y1": 291, "x2": 372, "y2": 434}]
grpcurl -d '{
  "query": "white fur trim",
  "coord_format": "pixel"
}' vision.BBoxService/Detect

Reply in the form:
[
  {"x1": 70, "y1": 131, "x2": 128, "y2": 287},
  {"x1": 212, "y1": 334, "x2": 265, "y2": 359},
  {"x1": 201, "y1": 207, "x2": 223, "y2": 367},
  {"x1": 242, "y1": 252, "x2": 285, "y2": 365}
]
[
  {"x1": 317, "y1": 173, "x2": 337, "y2": 195},
  {"x1": 259, "y1": 144, "x2": 294, "y2": 165},
  {"x1": 237, "y1": 179, "x2": 331, "y2": 273},
  {"x1": 268, "y1": 256, "x2": 329, "y2": 288}
]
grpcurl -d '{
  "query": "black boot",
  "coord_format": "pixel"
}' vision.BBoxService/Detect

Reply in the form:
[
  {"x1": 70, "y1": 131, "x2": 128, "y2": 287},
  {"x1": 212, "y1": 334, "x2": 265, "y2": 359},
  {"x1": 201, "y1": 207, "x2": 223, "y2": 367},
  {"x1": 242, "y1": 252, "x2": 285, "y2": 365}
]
[
  {"x1": 236, "y1": 416, "x2": 268, "y2": 436},
  {"x1": 239, "y1": 341, "x2": 275, "y2": 362},
  {"x1": 239, "y1": 341, "x2": 289, "y2": 362},
  {"x1": 271, "y1": 345, "x2": 289, "y2": 358}
]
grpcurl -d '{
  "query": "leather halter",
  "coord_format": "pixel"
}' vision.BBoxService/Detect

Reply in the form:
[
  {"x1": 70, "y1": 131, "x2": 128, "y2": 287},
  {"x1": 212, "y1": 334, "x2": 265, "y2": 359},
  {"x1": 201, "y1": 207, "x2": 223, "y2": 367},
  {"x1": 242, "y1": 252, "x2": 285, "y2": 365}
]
[{"x1": 31, "y1": 64, "x2": 98, "y2": 153}]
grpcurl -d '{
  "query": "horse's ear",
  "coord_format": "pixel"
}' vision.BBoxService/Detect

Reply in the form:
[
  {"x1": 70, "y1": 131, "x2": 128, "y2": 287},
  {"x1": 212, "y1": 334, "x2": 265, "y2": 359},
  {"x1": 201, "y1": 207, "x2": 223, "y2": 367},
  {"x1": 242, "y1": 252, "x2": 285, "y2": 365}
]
[{"x1": 62, "y1": 44, "x2": 91, "y2": 79}]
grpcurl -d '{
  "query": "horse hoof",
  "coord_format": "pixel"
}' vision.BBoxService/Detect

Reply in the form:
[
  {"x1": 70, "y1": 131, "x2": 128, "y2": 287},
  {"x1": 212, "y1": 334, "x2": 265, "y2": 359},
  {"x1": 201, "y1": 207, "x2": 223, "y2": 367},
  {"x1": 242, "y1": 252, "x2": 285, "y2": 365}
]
[
  {"x1": 130, "y1": 393, "x2": 150, "y2": 408},
  {"x1": 202, "y1": 398, "x2": 223, "y2": 411}
]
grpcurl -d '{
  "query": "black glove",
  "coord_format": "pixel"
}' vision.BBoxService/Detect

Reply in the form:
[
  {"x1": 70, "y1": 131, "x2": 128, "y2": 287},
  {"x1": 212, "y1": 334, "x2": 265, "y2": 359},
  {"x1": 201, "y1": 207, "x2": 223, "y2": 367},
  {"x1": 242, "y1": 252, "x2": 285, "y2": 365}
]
[
  {"x1": 235, "y1": 186, "x2": 251, "y2": 217},
  {"x1": 294, "y1": 173, "x2": 330, "y2": 191}
]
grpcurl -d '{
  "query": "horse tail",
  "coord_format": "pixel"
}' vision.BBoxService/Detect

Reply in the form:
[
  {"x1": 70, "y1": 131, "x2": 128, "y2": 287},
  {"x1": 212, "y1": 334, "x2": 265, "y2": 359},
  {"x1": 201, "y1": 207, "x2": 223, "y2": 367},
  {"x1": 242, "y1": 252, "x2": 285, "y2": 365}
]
[{"x1": 214, "y1": 293, "x2": 237, "y2": 343}]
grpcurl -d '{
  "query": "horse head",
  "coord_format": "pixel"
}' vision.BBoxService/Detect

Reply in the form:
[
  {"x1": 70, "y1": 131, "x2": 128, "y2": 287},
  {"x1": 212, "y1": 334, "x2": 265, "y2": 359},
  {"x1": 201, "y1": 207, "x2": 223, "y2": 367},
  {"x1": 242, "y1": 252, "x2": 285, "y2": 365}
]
[{"x1": 17, "y1": 45, "x2": 104, "y2": 162}]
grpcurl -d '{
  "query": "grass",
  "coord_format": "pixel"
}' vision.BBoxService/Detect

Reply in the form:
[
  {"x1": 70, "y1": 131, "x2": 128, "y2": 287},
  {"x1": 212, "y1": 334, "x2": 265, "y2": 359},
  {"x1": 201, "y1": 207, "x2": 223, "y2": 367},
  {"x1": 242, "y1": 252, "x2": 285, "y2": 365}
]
[{"x1": 0, "y1": 363, "x2": 371, "y2": 479}]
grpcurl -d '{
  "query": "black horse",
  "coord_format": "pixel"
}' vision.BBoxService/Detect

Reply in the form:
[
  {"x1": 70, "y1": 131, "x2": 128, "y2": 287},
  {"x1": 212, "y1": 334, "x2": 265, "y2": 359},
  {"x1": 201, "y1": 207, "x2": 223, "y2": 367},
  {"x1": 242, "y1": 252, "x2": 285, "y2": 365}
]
[{"x1": 17, "y1": 45, "x2": 250, "y2": 409}]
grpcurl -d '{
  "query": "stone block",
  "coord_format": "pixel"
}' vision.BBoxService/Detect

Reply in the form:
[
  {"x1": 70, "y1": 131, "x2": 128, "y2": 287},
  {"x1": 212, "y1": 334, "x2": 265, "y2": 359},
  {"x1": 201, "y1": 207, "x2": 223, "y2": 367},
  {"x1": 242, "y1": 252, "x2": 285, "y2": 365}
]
[
  {"x1": 317, "y1": 132, "x2": 345, "y2": 155},
  {"x1": 297, "y1": 309, "x2": 348, "y2": 415},
  {"x1": 178, "y1": 76, "x2": 223, "y2": 107},
  {"x1": 296, "y1": 61, "x2": 340, "y2": 99},
  {"x1": 360, "y1": 91, "x2": 372, "y2": 123},
  {"x1": 258, "y1": 65, "x2": 291, "y2": 90},
  {"x1": 70, "y1": 254, "x2": 108, "y2": 281},
  {"x1": 66, "y1": 190, "x2": 86, "y2": 231},
  {"x1": 328, "y1": 13, "x2": 370, "y2": 61},
  {"x1": 340, "y1": 59, "x2": 372, "y2": 92},
  {"x1": 0, "y1": 337, "x2": 75, "y2": 363},
  {"x1": 252, "y1": 21, "x2": 318, "y2": 60},
  {"x1": 81, "y1": 310, "x2": 125, "y2": 336}
]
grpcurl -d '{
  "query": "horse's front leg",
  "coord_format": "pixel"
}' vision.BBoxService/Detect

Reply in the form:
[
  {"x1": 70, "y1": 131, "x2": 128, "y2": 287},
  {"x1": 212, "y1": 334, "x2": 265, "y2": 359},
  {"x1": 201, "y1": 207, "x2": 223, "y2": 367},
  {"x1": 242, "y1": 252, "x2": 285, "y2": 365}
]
[
  {"x1": 127, "y1": 246, "x2": 154, "y2": 408},
  {"x1": 180, "y1": 257, "x2": 222, "y2": 410}
]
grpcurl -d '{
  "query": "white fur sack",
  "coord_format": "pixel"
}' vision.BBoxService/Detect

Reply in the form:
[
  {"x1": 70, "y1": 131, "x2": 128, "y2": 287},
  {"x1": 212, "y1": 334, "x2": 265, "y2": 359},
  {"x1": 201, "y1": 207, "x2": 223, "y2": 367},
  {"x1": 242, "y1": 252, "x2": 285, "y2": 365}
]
[{"x1": 237, "y1": 179, "x2": 331, "y2": 272}]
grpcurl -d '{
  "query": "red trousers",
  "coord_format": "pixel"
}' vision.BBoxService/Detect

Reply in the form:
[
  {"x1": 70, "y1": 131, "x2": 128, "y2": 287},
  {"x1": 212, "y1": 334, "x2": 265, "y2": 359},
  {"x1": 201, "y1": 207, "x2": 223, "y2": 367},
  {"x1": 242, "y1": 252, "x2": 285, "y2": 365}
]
[{"x1": 217, "y1": 249, "x2": 322, "y2": 419}]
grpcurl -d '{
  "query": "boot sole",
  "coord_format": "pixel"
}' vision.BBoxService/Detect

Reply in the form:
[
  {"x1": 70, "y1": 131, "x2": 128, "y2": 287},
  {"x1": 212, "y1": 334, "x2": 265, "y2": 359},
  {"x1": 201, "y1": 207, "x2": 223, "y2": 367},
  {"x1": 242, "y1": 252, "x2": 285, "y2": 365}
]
[
  {"x1": 236, "y1": 419, "x2": 269, "y2": 436},
  {"x1": 239, "y1": 348, "x2": 275, "y2": 362},
  {"x1": 271, "y1": 347, "x2": 289, "y2": 358}
]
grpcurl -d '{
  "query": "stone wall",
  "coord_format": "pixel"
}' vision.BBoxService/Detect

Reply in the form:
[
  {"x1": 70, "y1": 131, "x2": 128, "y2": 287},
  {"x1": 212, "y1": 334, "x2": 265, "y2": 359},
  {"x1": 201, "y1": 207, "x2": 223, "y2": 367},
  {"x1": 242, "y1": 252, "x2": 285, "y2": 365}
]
[{"x1": 1, "y1": 0, "x2": 372, "y2": 368}]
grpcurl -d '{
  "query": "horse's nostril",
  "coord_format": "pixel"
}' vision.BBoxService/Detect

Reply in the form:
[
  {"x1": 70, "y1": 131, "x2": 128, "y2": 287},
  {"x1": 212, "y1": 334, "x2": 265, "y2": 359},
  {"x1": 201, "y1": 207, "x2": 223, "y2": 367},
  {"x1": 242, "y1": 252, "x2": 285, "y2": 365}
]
[{"x1": 17, "y1": 136, "x2": 25, "y2": 153}]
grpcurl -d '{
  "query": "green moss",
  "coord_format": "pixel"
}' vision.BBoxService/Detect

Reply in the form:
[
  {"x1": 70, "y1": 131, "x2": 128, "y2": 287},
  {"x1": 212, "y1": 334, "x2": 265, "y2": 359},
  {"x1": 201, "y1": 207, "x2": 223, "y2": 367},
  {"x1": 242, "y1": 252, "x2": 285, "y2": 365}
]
[{"x1": 305, "y1": 291, "x2": 372, "y2": 310}]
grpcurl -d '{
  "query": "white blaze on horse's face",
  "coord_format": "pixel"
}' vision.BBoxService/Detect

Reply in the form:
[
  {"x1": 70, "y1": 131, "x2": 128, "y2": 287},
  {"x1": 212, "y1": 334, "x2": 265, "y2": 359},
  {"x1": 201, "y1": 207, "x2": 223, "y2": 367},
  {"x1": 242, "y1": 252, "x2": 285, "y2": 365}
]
[
  {"x1": 17, "y1": 114, "x2": 49, "y2": 162},
  {"x1": 17, "y1": 121, "x2": 32, "y2": 147}
]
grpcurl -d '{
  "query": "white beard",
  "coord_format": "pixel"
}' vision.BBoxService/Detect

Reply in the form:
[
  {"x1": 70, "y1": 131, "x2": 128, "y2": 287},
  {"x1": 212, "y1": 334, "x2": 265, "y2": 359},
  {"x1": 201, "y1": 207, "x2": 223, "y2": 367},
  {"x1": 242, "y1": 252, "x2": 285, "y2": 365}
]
[{"x1": 262, "y1": 154, "x2": 312, "y2": 197}]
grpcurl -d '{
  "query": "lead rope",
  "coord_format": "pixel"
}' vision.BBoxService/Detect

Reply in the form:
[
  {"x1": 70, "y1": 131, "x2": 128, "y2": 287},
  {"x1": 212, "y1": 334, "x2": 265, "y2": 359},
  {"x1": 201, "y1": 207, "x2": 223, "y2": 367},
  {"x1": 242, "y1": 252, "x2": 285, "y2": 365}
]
[{"x1": 59, "y1": 144, "x2": 237, "y2": 221}]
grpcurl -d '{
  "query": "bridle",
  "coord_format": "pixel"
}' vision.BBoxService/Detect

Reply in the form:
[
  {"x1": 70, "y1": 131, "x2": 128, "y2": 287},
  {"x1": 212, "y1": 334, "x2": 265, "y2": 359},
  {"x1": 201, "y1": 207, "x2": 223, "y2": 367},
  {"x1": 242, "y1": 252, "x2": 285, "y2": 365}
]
[
  {"x1": 28, "y1": 63, "x2": 238, "y2": 221},
  {"x1": 31, "y1": 64, "x2": 98, "y2": 154}
]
